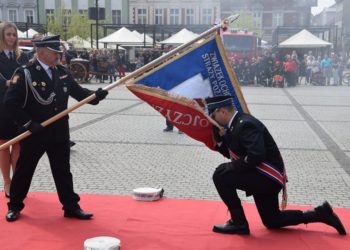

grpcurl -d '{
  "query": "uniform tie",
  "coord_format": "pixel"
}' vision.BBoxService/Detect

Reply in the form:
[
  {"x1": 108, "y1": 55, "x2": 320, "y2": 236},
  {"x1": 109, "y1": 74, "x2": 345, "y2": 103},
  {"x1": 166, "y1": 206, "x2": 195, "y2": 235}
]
[
  {"x1": 49, "y1": 66, "x2": 57, "y2": 80},
  {"x1": 9, "y1": 51, "x2": 14, "y2": 60}
]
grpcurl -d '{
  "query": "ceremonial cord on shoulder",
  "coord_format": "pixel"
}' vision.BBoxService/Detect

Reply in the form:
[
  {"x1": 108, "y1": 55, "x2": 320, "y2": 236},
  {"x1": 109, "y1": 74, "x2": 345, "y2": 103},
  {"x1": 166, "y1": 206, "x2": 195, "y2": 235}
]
[{"x1": 24, "y1": 68, "x2": 56, "y2": 106}]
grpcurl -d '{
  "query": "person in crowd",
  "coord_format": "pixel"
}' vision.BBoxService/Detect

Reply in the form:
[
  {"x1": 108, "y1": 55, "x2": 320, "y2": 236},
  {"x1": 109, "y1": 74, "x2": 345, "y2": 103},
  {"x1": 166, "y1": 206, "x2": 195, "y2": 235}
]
[
  {"x1": 4, "y1": 35, "x2": 108, "y2": 222},
  {"x1": 272, "y1": 61, "x2": 284, "y2": 88},
  {"x1": 163, "y1": 119, "x2": 174, "y2": 132},
  {"x1": 117, "y1": 61, "x2": 126, "y2": 78},
  {"x1": 206, "y1": 95, "x2": 346, "y2": 236},
  {"x1": 283, "y1": 55, "x2": 298, "y2": 87},
  {"x1": 330, "y1": 53, "x2": 340, "y2": 86},
  {"x1": 291, "y1": 52, "x2": 300, "y2": 85},
  {"x1": 306, "y1": 53, "x2": 315, "y2": 84},
  {"x1": 320, "y1": 55, "x2": 332, "y2": 86},
  {"x1": 338, "y1": 56, "x2": 345, "y2": 85},
  {"x1": 135, "y1": 57, "x2": 143, "y2": 70},
  {"x1": 241, "y1": 60, "x2": 254, "y2": 86},
  {"x1": 107, "y1": 54, "x2": 117, "y2": 83},
  {"x1": 299, "y1": 54, "x2": 307, "y2": 84},
  {"x1": 260, "y1": 51, "x2": 273, "y2": 87},
  {"x1": 235, "y1": 59, "x2": 245, "y2": 85},
  {"x1": 26, "y1": 32, "x2": 44, "y2": 60},
  {"x1": 79, "y1": 48, "x2": 90, "y2": 61},
  {"x1": 0, "y1": 22, "x2": 29, "y2": 198}
]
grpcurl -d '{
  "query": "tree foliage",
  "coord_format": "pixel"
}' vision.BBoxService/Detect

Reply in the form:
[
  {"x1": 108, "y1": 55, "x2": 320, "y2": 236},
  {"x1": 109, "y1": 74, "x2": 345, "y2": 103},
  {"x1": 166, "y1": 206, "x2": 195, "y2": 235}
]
[{"x1": 47, "y1": 9, "x2": 100, "y2": 40}]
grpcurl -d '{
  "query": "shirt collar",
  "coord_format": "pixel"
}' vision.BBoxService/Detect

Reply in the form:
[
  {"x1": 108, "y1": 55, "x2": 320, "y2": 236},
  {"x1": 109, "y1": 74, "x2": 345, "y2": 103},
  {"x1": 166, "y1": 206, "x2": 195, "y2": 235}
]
[
  {"x1": 3, "y1": 49, "x2": 13, "y2": 57},
  {"x1": 228, "y1": 111, "x2": 238, "y2": 128},
  {"x1": 37, "y1": 58, "x2": 50, "y2": 71}
]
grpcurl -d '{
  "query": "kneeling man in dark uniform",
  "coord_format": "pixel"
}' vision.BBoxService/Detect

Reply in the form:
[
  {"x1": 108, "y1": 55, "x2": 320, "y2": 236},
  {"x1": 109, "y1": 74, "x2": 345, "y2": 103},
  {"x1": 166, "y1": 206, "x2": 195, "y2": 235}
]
[
  {"x1": 4, "y1": 35, "x2": 108, "y2": 222},
  {"x1": 205, "y1": 96, "x2": 346, "y2": 235}
]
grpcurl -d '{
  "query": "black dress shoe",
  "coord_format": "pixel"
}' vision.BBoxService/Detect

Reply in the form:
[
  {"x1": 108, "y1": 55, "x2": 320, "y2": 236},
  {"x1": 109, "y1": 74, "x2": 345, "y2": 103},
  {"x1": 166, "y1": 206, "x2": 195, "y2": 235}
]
[
  {"x1": 317, "y1": 201, "x2": 346, "y2": 235},
  {"x1": 64, "y1": 209, "x2": 93, "y2": 220},
  {"x1": 6, "y1": 210, "x2": 20, "y2": 222},
  {"x1": 69, "y1": 140, "x2": 76, "y2": 148},
  {"x1": 163, "y1": 127, "x2": 173, "y2": 132},
  {"x1": 213, "y1": 220, "x2": 250, "y2": 235}
]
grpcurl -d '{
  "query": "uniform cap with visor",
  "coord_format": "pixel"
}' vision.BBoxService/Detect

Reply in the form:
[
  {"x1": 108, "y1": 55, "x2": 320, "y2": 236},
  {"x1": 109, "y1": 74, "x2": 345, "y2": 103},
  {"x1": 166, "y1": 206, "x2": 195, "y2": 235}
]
[
  {"x1": 205, "y1": 96, "x2": 234, "y2": 115},
  {"x1": 33, "y1": 35, "x2": 63, "y2": 53}
]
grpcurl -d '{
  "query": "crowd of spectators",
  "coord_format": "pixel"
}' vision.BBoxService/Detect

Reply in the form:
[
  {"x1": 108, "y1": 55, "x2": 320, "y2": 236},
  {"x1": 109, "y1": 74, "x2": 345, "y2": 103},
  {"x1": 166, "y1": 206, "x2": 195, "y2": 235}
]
[
  {"x1": 232, "y1": 50, "x2": 349, "y2": 87},
  {"x1": 66, "y1": 44, "x2": 349, "y2": 87},
  {"x1": 66, "y1": 47, "x2": 163, "y2": 83}
]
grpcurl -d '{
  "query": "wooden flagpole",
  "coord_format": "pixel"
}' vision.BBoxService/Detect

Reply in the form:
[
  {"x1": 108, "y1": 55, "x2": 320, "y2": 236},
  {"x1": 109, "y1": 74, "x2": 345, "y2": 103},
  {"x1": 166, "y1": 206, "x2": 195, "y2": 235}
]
[{"x1": 0, "y1": 15, "x2": 239, "y2": 151}]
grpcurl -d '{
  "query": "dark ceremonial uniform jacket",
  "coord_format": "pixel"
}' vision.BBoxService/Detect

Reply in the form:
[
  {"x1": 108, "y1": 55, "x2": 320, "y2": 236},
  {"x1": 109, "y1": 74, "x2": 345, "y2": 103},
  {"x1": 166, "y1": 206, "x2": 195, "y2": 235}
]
[
  {"x1": 216, "y1": 112, "x2": 284, "y2": 175},
  {"x1": 4, "y1": 60, "x2": 99, "y2": 143},
  {"x1": 0, "y1": 51, "x2": 29, "y2": 119}
]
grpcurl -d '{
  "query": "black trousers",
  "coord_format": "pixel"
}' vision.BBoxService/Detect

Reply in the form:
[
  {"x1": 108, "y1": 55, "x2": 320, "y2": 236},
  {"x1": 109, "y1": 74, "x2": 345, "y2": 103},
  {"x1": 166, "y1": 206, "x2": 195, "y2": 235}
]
[
  {"x1": 213, "y1": 162, "x2": 304, "y2": 229},
  {"x1": 8, "y1": 137, "x2": 80, "y2": 212}
]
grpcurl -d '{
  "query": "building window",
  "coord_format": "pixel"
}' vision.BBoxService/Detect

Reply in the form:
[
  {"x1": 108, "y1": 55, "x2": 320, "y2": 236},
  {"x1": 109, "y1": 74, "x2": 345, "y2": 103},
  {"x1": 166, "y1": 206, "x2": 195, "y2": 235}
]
[
  {"x1": 25, "y1": 9, "x2": 35, "y2": 23},
  {"x1": 253, "y1": 11, "x2": 262, "y2": 28},
  {"x1": 79, "y1": 9, "x2": 88, "y2": 17},
  {"x1": 112, "y1": 10, "x2": 121, "y2": 24},
  {"x1": 8, "y1": 9, "x2": 17, "y2": 22},
  {"x1": 137, "y1": 9, "x2": 147, "y2": 24},
  {"x1": 155, "y1": 8, "x2": 163, "y2": 25},
  {"x1": 186, "y1": 9, "x2": 194, "y2": 25},
  {"x1": 170, "y1": 8, "x2": 180, "y2": 25},
  {"x1": 63, "y1": 9, "x2": 71, "y2": 26},
  {"x1": 46, "y1": 9, "x2": 55, "y2": 22},
  {"x1": 202, "y1": 9, "x2": 212, "y2": 24},
  {"x1": 273, "y1": 13, "x2": 283, "y2": 27}
]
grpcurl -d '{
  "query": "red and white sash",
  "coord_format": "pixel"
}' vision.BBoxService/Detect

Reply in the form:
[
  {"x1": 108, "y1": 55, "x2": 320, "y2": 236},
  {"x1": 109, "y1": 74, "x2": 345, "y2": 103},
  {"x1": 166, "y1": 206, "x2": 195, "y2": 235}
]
[{"x1": 228, "y1": 149, "x2": 288, "y2": 210}]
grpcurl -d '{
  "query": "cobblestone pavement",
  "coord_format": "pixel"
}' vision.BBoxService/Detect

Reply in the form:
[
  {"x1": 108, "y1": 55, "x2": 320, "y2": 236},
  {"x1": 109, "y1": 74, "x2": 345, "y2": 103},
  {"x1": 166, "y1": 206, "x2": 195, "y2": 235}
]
[{"x1": 3, "y1": 82, "x2": 350, "y2": 208}]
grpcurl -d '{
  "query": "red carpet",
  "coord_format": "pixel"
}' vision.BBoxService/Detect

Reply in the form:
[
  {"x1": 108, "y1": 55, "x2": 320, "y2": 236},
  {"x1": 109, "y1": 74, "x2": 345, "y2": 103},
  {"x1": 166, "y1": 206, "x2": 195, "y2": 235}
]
[{"x1": 0, "y1": 192, "x2": 349, "y2": 250}]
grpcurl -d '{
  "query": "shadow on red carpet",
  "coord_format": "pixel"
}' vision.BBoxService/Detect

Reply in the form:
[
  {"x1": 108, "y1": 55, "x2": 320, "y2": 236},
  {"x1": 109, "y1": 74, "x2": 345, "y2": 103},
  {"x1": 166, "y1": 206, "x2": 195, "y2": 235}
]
[{"x1": 0, "y1": 192, "x2": 349, "y2": 250}]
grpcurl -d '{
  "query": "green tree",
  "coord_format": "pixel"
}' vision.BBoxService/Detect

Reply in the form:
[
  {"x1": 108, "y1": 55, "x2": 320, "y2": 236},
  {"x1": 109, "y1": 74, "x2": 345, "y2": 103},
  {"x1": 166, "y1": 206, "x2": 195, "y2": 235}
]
[
  {"x1": 47, "y1": 8, "x2": 110, "y2": 46},
  {"x1": 47, "y1": 11, "x2": 64, "y2": 37},
  {"x1": 67, "y1": 12, "x2": 91, "y2": 40}
]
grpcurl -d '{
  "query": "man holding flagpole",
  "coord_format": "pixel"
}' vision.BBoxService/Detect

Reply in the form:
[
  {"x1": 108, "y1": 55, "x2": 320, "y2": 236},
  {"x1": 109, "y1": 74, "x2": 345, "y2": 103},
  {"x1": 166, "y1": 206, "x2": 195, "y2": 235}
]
[
  {"x1": 4, "y1": 35, "x2": 108, "y2": 222},
  {"x1": 206, "y1": 95, "x2": 346, "y2": 235}
]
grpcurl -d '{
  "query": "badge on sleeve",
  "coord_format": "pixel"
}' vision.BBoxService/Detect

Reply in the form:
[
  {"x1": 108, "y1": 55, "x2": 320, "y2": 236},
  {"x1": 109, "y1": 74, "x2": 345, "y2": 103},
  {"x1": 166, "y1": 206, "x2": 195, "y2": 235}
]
[{"x1": 63, "y1": 87, "x2": 68, "y2": 93}]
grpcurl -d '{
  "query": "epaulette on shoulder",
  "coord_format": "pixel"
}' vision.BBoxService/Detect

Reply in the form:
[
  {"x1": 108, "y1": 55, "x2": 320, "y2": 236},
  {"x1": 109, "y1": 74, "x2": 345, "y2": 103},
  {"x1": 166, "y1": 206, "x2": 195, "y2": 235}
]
[{"x1": 56, "y1": 64, "x2": 69, "y2": 72}]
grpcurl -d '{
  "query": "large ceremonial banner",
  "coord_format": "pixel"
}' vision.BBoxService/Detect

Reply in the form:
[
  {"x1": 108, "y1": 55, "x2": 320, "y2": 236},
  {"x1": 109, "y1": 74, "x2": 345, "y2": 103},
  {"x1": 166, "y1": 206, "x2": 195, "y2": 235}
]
[{"x1": 127, "y1": 34, "x2": 249, "y2": 149}]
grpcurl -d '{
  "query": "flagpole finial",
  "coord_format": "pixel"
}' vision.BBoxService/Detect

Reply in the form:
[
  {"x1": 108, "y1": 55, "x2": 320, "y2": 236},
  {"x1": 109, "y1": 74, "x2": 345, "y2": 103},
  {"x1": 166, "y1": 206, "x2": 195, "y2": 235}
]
[
  {"x1": 219, "y1": 14, "x2": 239, "y2": 32},
  {"x1": 225, "y1": 14, "x2": 239, "y2": 25}
]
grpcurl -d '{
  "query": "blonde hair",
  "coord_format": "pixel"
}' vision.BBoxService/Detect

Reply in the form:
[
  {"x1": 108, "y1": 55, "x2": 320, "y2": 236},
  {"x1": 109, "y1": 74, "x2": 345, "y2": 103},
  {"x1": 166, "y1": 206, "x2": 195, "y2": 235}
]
[{"x1": 0, "y1": 22, "x2": 22, "y2": 59}]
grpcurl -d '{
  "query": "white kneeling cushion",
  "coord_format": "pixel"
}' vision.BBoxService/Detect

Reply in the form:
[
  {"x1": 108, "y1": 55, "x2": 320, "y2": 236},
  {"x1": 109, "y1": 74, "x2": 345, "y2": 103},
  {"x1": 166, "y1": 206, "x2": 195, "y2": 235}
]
[{"x1": 84, "y1": 236, "x2": 120, "y2": 250}]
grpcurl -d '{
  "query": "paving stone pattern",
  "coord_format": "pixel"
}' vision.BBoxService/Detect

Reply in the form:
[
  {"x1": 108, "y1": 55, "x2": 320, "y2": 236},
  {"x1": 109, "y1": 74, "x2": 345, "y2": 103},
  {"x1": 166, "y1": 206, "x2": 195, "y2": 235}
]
[{"x1": 4, "y1": 84, "x2": 350, "y2": 208}]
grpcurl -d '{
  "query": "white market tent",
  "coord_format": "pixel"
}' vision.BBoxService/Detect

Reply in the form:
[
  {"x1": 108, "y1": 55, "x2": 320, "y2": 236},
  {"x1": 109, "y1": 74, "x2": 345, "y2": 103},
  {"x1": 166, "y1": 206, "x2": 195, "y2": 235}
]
[
  {"x1": 86, "y1": 38, "x2": 125, "y2": 50},
  {"x1": 159, "y1": 28, "x2": 199, "y2": 45},
  {"x1": 99, "y1": 27, "x2": 145, "y2": 46},
  {"x1": 17, "y1": 30, "x2": 26, "y2": 38},
  {"x1": 132, "y1": 30, "x2": 154, "y2": 45},
  {"x1": 67, "y1": 35, "x2": 91, "y2": 49},
  {"x1": 24, "y1": 28, "x2": 39, "y2": 38},
  {"x1": 278, "y1": 29, "x2": 332, "y2": 48}
]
